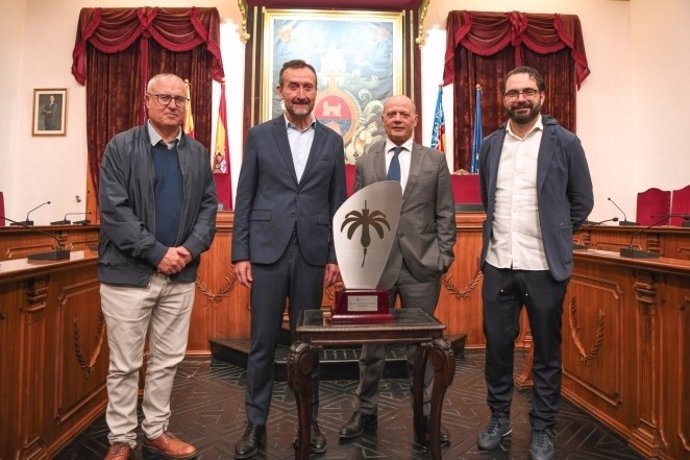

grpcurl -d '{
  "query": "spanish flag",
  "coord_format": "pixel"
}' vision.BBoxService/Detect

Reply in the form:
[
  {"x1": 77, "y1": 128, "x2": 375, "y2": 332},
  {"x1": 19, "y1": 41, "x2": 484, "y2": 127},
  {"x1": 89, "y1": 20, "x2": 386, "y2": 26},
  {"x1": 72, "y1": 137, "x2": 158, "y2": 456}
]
[
  {"x1": 183, "y1": 79, "x2": 195, "y2": 139},
  {"x1": 213, "y1": 81, "x2": 232, "y2": 209}
]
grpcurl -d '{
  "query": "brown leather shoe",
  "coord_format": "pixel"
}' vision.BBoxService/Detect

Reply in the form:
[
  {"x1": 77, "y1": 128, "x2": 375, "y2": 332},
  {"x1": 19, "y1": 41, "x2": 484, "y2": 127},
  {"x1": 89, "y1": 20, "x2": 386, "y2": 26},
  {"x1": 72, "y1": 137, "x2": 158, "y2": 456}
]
[
  {"x1": 144, "y1": 431, "x2": 197, "y2": 459},
  {"x1": 104, "y1": 442, "x2": 131, "y2": 460}
]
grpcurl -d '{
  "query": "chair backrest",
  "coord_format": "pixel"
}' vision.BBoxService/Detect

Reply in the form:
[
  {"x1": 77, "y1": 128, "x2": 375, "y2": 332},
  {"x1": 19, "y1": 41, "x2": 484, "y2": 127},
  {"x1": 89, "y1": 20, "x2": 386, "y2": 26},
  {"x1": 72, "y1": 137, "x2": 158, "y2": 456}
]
[
  {"x1": 451, "y1": 174, "x2": 483, "y2": 211},
  {"x1": 636, "y1": 188, "x2": 671, "y2": 226},
  {"x1": 0, "y1": 192, "x2": 4, "y2": 226},
  {"x1": 670, "y1": 185, "x2": 690, "y2": 226},
  {"x1": 345, "y1": 164, "x2": 356, "y2": 197}
]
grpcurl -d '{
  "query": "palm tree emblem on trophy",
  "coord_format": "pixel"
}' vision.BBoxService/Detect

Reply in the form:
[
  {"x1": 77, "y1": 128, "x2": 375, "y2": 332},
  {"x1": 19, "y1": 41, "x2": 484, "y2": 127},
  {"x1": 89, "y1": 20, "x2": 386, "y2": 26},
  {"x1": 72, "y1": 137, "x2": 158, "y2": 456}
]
[{"x1": 341, "y1": 200, "x2": 391, "y2": 267}]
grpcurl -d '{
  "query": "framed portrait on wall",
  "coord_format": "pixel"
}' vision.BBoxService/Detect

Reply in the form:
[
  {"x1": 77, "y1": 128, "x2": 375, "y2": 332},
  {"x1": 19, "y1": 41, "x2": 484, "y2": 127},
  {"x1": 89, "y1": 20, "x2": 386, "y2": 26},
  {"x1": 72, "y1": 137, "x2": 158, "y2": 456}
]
[
  {"x1": 32, "y1": 88, "x2": 67, "y2": 136},
  {"x1": 259, "y1": 9, "x2": 406, "y2": 163}
]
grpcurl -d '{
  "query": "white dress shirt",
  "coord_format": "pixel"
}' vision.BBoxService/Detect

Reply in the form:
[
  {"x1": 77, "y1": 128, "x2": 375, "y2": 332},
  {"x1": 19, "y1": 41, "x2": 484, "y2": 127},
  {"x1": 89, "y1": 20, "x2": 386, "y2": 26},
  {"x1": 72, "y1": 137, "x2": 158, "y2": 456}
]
[
  {"x1": 285, "y1": 115, "x2": 316, "y2": 183},
  {"x1": 384, "y1": 138, "x2": 413, "y2": 193},
  {"x1": 486, "y1": 117, "x2": 549, "y2": 270}
]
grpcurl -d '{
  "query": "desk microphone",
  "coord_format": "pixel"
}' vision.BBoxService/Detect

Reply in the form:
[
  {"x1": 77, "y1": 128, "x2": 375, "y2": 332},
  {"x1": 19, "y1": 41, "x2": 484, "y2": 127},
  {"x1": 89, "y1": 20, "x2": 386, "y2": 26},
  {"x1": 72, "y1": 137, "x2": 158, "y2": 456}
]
[
  {"x1": 0, "y1": 213, "x2": 70, "y2": 260},
  {"x1": 51, "y1": 212, "x2": 91, "y2": 226},
  {"x1": 619, "y1": 214, "x2": 690, "y2": 258},
  {"x1": 607, "y1": 197, "x2": 637, "y2": 226},
  {"x1": 9, "y1": 201, "x2": 51, "y2": 226},
  {"x1": 586, "y1": 217, "x2": 619, "y2": 225}
]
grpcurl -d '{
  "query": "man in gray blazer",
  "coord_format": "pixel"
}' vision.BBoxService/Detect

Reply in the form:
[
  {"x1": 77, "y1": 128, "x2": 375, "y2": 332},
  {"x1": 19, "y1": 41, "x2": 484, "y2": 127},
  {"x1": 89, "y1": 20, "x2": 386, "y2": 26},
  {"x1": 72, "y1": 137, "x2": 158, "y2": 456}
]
[
  {"x1": 476, "y1": 66, "x2": 593, "y2": 460},
  {"x1": 232, "y1": 59, "x2": 346, "y2": 459},
  {"x1": 339, "y1": 95, "x2": 456, "y2": 446}
]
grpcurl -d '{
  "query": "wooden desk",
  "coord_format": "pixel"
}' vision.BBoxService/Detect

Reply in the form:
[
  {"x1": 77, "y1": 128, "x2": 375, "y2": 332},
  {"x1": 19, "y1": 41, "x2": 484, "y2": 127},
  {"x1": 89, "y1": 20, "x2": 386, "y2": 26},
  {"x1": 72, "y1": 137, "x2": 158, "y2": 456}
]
[
  {"x1": 287, "y1": 309, "x2": 454, "y2": 460},
  {"x1": 562, "y1": 248, "x2": 690, "y2": 459},
  {"x1": 0, "y1": 250, "x2": 107, "y2": 459},
  {"x1": 0, "y1": 224, "x2": 99, "y2": 260}
]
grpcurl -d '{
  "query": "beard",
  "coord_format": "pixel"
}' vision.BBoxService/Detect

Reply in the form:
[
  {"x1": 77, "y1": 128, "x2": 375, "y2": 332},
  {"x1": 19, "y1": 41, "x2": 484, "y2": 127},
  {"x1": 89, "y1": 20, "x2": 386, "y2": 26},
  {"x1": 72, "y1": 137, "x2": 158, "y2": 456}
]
[
  {"x1": 506, "y1": 100, "x2": 541, "y2": 125},
  {"x1": 285, "y1": 98, "x2": 315, "y2": 119}
]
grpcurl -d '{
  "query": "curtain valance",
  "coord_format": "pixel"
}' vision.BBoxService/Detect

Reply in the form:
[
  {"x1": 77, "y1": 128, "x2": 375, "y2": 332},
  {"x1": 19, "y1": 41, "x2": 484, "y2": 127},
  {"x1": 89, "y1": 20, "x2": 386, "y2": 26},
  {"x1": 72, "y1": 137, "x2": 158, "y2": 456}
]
[
  {"x1": 443, "y1": 11, "x2": 589, "y2": 88},
  {"x1": 72, "y1": 7, "x2": 224, "y2": 85}
]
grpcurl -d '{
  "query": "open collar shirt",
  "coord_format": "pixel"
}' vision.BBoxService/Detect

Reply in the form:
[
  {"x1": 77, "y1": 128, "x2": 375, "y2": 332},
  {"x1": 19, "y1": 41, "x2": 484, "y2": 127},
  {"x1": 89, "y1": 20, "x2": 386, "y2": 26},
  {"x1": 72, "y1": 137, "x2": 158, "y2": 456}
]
[{"x1": 486, "y1": 116, "x2": 549, "y2": 271}]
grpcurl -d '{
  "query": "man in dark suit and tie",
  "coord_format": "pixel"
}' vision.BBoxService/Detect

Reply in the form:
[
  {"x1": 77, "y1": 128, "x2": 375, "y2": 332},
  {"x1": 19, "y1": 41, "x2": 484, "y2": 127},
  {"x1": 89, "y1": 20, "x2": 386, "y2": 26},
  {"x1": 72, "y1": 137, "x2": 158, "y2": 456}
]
[
  {"x1": 338, "y1": 95, "x2": 456, "y2": 446},
  {"x1": 476, "y1": 66, "x2": 593, "y2": 460},
  {"x1": 232, "y1": 59, "x2": 346, "y2": 459}
]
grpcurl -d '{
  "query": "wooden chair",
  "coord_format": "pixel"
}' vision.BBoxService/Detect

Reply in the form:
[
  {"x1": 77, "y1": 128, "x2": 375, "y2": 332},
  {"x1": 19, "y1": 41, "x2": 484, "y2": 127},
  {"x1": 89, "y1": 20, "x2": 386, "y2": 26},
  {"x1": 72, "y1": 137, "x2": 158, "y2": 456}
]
[
  {"x1": 451, "y1": 174, "x2": 483, "y2": 211},
  {"x1": 0, "y1": 192, "x2": 4, "y2": 226},
  {"x1": 670, "y1": 185, "x2": 690, "y2": 226},
  {"x1": 635, "y1": 188, "x2": 670, "y2": 226},
  {"x1": 345, "y1": 164, "x2": 356, "y2": 197}
]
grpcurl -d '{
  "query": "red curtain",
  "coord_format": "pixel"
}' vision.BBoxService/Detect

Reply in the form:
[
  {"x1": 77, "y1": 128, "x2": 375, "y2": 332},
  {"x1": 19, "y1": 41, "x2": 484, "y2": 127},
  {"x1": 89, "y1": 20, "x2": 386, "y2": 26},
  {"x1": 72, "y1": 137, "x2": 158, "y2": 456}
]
[
  {"x1": 72, "y1": 7, "x2": 224, "y2": 200},
  {"x1": 442, "y1": 11, "x2": 590, "y2": 171}
]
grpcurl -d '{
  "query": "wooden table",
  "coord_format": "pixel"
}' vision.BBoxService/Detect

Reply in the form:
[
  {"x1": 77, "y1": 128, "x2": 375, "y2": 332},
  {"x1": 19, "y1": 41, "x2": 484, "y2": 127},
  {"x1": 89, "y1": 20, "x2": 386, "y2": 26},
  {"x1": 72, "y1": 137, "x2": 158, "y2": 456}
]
[{"x1": 286, "y1": 308, "x2": 455, "y2": 460}]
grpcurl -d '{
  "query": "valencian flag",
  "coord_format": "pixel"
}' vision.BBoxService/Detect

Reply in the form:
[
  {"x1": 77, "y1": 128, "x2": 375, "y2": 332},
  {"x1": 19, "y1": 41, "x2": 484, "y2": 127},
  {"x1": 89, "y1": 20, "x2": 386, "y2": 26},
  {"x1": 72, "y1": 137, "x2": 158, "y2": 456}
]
[
  {"x1": 213, "y1": 81, "x2": 232, "y2": 209},
  {"x1": 470, "y1": 84, "x2": 483, "y2": 173},
  {"x1": 183, "y1": 79, "x2": 195, "y2": 139},
  {"x1": 430, "y1": 85, "x2": 446, "y2": 152}
]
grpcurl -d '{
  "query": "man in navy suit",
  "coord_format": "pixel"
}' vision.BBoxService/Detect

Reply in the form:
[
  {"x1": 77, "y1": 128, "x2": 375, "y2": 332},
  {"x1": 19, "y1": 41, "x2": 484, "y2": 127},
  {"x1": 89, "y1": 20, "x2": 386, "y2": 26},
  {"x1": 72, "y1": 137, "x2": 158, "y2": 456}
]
[
  {"x1": 232, "y1": 59, "x2": 346, "y2": 459},
  {"x1": 476, "y1": 66, "x2": 593, "y2": 460}
]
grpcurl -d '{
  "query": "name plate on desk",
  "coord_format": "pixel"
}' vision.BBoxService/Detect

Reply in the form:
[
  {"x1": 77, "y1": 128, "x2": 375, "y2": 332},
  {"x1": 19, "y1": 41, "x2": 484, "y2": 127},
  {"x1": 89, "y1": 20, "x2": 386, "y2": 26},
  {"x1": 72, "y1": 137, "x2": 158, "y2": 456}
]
[{"x1": 331, "y1": 182, "x2": 402, "y2": 324}]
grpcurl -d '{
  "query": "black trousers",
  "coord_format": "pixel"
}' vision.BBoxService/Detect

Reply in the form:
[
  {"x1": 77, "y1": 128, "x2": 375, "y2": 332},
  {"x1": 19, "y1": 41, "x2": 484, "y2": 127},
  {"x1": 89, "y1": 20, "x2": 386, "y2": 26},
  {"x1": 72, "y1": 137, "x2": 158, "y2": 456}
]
[
  {"x1": 481, "y1": 263, "x2": 568, "y2": 431},
  {"x1": 245, "y1": 233, "x2": 324, "y2": 425}
]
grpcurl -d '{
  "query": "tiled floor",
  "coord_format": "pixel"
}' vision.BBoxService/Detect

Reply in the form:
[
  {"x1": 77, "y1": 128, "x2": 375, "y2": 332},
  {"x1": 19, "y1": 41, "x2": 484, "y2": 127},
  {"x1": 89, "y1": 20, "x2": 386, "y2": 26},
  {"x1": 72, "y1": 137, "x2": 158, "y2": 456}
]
[{"x1": 56, "y1": 350, "x2": 644, "y2": 459}]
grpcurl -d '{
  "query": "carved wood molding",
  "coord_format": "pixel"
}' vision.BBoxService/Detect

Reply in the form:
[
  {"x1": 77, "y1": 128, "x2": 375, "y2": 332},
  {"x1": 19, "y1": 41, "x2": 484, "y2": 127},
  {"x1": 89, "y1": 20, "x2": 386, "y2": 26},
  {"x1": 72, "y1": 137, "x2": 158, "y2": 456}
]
[
  {"x1": 442, "y1": 270, "x2": 483, "y2": 299},
  {"x1": 73, "y1": 311, "x2": 106, "y2": 379},
  {"x1": 25, "y1": 277, "x2": 49, "y2": 312},
  {"x1": 196, "y1": 266, "x2": 239, "y2": 304},
  {"x1": 568, "y1": 297, "x2": 605, "y2": 366}
]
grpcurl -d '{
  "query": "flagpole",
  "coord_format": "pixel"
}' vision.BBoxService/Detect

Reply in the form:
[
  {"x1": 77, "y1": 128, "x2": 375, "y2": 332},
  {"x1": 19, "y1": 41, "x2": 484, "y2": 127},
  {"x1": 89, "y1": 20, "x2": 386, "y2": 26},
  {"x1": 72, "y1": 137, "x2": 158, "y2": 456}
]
[{"x1": 470, "y1": 84, "x2": 482, "y2": 173}]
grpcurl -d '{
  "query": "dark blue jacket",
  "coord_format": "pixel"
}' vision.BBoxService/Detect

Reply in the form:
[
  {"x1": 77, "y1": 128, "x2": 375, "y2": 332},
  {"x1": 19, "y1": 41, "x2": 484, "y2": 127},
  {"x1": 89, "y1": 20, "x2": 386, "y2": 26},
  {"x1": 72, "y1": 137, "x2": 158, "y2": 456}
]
[
  {"x1": 479, "y1": 115, "x2": 594, "y2": 282},
  {"x1": 232, "y1": 116, "x2": 346, "y2": 266},
  {"x1": 98, "y1": 124, "x2": 217, "y2": 286}
]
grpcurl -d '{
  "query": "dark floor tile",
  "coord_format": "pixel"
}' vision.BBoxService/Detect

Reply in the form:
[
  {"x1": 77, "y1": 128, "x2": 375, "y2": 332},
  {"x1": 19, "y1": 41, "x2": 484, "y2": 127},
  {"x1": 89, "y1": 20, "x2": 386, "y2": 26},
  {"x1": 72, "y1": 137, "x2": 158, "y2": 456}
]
[{"x1": 55, "y1": 350, "x2": 643, "y2": 460}]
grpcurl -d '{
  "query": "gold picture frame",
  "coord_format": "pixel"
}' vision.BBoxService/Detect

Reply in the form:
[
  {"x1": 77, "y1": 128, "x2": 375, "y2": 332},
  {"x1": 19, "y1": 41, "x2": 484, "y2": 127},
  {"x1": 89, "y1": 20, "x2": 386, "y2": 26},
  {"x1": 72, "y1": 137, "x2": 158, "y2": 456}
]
[
  {"x1": 259, "y1": 8, "x2": 406, "y2": 163},
  {"x1": 32, "y1": 88, "x2": 67, "y2": 136}
]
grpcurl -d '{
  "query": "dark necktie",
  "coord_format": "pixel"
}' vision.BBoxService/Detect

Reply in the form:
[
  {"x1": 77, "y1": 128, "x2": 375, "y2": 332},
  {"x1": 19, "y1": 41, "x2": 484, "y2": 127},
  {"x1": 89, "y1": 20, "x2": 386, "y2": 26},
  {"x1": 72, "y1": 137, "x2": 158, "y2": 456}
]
[{"x1": 388, "y1": 146, "x2": 403, "y2": 182}]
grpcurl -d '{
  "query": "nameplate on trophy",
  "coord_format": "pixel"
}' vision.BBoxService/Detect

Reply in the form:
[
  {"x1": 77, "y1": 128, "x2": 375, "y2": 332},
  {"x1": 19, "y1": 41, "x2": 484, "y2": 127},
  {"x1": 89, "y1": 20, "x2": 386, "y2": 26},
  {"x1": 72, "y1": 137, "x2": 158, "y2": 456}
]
[{"x1": 331, "y1": 181, "x2": 402, "y2": 324}]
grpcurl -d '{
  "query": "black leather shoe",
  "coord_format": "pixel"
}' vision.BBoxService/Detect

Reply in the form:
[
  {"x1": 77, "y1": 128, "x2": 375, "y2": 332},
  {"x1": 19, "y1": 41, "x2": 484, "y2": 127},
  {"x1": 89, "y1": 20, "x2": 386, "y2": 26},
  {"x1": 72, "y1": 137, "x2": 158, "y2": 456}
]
[
  {"x1": 339, "y1": 411, "x2": 378, "y2": 439},
  {"x1": 310, "y1": 422, "x2": 327, "y2": 454},
  {"x1": 235, "y1": 423, "x2": 266, "y2": 459}
]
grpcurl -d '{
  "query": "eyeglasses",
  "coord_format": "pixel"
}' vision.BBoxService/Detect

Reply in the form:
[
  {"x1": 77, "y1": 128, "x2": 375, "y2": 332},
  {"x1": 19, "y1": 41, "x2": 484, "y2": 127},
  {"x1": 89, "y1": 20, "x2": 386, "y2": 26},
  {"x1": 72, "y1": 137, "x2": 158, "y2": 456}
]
[
  {"x1": 503, "y1": 88, "x2": 540, "y2": 100},
  {"x1": 147, "y1": 93, "x2": 189, "y2": 107}
]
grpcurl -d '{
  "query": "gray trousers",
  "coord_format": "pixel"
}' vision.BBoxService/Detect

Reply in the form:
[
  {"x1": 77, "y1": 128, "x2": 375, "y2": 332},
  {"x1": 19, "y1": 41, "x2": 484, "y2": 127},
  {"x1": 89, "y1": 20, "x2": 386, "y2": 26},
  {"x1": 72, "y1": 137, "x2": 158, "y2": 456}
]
[{"x1": 355, "y1": 265, "x2": 441, "y2": 415}]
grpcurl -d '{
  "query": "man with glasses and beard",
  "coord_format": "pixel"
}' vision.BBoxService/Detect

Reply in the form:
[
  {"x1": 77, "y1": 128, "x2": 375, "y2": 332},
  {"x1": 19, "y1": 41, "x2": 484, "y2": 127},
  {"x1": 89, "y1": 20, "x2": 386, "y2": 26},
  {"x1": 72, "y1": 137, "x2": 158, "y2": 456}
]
[
  {"x1": 475, "y1": 66, "x2": 593, "y2": 460},
  {"x1": 232, "y1": 59, "x2": 346, "y2": 459}
]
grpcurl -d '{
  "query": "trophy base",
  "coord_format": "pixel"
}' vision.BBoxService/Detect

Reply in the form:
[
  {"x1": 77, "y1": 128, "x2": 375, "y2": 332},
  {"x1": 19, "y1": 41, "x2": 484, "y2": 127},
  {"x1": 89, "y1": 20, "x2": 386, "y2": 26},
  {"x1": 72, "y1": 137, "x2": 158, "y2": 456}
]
[{"x1": 331, "y1": 289, "x2": 392, "y2": 324}]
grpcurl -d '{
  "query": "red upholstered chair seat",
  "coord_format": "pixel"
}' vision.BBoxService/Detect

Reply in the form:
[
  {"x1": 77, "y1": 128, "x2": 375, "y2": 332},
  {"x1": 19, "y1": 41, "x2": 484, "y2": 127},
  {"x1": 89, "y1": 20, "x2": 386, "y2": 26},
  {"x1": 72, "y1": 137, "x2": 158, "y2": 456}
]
[
  {"x1": 670, "y1": 185, "x2": 690, "y2": 226},
  {"x1": 636, "y1": 188, "x2": 671, "y2": 226}
]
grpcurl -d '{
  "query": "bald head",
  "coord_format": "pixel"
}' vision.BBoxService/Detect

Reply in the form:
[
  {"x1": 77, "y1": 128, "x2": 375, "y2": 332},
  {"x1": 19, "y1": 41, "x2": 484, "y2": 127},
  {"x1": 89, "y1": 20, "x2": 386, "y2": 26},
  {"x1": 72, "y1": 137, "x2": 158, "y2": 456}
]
[{"x1": 382, "y1": 95, "x2": 418, "y2": 145}]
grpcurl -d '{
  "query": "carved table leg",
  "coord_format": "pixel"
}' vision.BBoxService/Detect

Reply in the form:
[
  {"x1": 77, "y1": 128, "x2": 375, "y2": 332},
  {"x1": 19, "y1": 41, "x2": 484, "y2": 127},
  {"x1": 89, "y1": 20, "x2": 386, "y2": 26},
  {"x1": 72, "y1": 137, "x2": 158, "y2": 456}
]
[
  {"x1": 427, "y1": 338, "x2": 455, "y2": 459},
  {"x1": 413, "y1": 338, "x2": 455, "y2": 459},
  {"x1": 286, "y1": 341, "x2": 315, "y2": 460}
]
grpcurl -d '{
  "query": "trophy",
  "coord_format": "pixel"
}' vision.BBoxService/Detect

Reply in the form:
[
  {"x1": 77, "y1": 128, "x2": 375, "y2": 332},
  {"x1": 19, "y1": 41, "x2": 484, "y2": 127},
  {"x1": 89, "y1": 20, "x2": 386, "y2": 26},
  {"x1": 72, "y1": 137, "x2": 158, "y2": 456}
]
[{"x1": 331, "y1": 181, "x2": 402, "y2": 323}]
